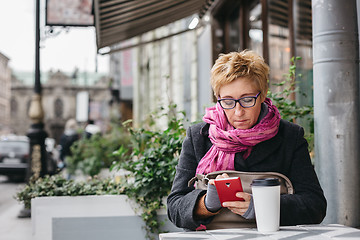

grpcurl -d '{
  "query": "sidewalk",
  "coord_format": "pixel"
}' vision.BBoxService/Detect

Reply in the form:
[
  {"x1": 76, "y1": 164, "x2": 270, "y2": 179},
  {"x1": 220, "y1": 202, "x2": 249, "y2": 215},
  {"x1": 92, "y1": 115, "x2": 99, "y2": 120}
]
[{"x1": 0, "y1": 202, "x2": 31, "y2": 240}]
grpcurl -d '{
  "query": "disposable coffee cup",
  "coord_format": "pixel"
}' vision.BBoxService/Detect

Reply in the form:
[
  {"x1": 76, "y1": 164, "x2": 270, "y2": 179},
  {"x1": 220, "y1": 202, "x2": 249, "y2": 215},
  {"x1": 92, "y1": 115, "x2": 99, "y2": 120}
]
[{"x1": 251, "y1": 178, "x2": 280, "y2": 233}]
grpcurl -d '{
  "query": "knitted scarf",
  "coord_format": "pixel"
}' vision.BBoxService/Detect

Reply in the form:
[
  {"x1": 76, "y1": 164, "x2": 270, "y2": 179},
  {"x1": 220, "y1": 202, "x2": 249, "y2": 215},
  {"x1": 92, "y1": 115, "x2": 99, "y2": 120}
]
[{"x1": 196, "y1": 98, "x2": 281, "y2": 174}]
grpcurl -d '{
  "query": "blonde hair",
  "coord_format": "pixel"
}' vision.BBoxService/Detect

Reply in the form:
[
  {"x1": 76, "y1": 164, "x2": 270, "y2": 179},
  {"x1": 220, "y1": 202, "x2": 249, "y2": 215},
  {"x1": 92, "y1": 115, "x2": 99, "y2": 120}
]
[
  {"x1": 211, "y1": 50, "x2": 269, "y2": 99},
  {"x1": 65, "y1": 118, "x2": 78, "y2": 131}
]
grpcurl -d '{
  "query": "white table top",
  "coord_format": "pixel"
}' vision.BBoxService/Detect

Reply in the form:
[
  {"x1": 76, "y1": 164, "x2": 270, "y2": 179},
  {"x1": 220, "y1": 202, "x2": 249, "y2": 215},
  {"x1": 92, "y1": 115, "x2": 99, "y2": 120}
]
[{"x1": 159, "y1": 224, "x2": 360, "y2": 240}]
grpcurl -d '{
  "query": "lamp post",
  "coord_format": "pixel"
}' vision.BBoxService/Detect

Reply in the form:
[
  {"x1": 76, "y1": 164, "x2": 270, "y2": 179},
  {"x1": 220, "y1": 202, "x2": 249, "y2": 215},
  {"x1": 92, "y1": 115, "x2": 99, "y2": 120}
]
[
  {"x1": 26, "y1": 0, "x2": 48, "y2": 181},
  {"x1": 18, "y1": 0, "x2": 48, "y2": 218}
]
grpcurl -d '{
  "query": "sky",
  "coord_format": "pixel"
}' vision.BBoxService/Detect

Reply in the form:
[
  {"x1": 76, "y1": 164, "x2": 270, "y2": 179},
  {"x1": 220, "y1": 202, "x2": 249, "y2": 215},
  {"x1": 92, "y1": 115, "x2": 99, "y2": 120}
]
[{"x1": 0, "y1": 0, "x2": 109, "y2": 73}]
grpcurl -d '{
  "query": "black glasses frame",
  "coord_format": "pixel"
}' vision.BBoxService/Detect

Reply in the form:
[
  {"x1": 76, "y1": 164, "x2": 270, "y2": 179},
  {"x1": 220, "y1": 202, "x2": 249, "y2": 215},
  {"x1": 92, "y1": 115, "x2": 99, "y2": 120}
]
[{"x1": 218, "y1": 92, "x2": 261, "y2": 109}]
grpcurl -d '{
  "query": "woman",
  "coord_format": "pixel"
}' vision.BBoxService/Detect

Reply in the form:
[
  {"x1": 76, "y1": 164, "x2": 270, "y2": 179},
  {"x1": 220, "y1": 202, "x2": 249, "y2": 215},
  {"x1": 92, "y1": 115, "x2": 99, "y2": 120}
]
[{"x1": 167, "y1": 50, "x2": 326, "y2": 230}]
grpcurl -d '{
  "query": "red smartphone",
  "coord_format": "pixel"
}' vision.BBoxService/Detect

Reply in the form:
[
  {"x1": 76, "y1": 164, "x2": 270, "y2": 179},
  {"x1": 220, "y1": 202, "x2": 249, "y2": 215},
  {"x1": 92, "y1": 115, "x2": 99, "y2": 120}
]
[{"x1": 214, "y1": 177, "x2": 244, "y2": 203}]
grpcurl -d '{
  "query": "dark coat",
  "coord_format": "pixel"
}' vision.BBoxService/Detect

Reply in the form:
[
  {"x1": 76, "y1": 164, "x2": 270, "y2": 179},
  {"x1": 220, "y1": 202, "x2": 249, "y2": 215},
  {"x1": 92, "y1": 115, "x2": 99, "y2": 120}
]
[
  {"x1": 167, "y1": 120, "x2": 327, "y2": 230},
  {"x1": 59, "y1": 133, "x2": 79, "y2": 161}
]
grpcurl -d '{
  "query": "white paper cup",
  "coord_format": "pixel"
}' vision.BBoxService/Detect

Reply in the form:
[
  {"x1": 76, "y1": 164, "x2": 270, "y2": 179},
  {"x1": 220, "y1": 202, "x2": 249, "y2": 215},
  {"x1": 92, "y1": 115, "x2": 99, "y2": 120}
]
[{"x1": 251, "y1": 178, "x2": 280, "y2": 233}]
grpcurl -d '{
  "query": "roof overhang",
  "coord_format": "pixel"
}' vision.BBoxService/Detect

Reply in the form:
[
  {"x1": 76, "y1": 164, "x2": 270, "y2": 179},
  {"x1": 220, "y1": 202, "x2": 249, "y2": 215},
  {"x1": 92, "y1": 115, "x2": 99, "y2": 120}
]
[{"x1": 94, "y1": 0, "x2": 213, "y2": 52}]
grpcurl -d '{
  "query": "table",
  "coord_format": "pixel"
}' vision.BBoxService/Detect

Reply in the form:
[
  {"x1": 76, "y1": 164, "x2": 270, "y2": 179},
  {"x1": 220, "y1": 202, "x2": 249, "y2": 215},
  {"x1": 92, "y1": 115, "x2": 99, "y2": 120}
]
[{"x1": 159, "y1": 224, "x2": 360, "y2": 239}]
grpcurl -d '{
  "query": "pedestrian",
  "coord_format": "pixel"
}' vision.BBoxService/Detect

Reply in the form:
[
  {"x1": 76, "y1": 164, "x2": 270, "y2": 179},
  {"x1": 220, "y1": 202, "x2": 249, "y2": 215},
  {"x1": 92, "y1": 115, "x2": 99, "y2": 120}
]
[
  {"x1": 83, "y1": 119, "x2": 101, "y2": 139},
  {"x1": 167, "y1": 50, "x2": 327, "y2": 230},
  {"x1": 59, "y1": 118, "x2": 79, "y2": 169}
]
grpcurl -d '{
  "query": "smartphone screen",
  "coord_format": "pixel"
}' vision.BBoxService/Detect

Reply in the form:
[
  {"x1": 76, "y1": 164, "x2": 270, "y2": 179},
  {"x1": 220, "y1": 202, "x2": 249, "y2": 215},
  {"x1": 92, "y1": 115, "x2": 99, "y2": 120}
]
[{"x1": 214, "y1": 177, "x2": 244, "y2": 203}]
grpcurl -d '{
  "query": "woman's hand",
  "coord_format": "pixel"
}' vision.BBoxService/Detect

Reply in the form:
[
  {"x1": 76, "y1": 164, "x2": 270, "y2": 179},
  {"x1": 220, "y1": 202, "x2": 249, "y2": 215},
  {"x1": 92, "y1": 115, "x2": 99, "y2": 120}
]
[
  {"x1": 222, "y1": 192, "x2": 252, "y2": 215},
  {"x1": 209, "y1": 173, "x2": 252, "y2": 216}
]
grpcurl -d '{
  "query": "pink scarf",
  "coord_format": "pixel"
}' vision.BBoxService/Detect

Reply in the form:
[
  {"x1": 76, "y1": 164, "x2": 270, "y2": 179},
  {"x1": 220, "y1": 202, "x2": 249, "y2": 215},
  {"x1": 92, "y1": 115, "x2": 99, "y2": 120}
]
[{"x1": 196, "y1": 98, "x2": 281, "y2": 174}]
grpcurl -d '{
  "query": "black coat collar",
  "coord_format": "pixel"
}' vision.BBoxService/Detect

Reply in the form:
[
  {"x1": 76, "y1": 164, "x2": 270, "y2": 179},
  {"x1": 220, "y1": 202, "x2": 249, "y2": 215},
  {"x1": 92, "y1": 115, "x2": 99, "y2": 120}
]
[
  {"x1": 245, "y1": 129, "x2": 283, "y2": 168},
  {"x1": 200, "y1": 121, "x2": 284, "y2": 169}
]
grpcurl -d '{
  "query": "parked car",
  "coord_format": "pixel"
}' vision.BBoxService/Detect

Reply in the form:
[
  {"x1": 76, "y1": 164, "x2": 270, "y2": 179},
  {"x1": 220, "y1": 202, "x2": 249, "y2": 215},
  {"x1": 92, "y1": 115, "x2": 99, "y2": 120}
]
[
  {"x1": 0, "y1": 135, "x2": 29, "y2": 181},
  {"x1": 0, "y1": 135, "x2": 58, "y2": 182}
]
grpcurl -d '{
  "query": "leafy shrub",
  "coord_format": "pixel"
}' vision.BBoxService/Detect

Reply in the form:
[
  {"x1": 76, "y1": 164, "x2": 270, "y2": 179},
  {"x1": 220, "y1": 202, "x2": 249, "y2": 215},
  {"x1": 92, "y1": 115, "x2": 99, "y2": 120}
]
[
  {"x1": 66, "y1": 125, "x2": 131, "y2": 177},
  {"x1": 112, "y1": 105, "x2": 186, "y2": 239},
  {"x1": 268, "y1": 56, "x2": 314, "y2": 152},
  {"x1": 15, "y1": 174, "x2": 125, "y2": 209}
]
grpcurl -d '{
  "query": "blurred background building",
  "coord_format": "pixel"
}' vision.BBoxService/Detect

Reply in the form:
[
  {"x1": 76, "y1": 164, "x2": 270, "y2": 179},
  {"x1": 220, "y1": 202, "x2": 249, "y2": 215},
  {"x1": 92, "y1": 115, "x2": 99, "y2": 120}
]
[
  {"x1": 0, "y1": 52, "x2": 11, "y2": 135},
  {"x1": 10, "y1": 70, "x2": 111, "y2": 143}
]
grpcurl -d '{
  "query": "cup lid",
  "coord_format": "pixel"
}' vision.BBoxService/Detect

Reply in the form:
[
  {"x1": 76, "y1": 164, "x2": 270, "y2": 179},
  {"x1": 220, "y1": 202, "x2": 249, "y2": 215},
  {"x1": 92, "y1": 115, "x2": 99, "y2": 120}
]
[{"x1": 251, "y1": 178, "x2": 280, "y2": 186}]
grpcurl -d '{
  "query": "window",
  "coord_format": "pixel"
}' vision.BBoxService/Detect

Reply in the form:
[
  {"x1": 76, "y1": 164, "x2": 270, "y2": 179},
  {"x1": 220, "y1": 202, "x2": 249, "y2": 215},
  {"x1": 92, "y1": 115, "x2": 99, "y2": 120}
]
[
  {"x1": 54, "y1": 98, "x2": 63, "y2": 118},
  {"x1": 249, "y1": 2, "x2": 263, "y2": 55},
  {"x1": 268, "y1": 0, "x2": 290, "y2": 88},
  {"x1": 10, "y1": 98, "x2": 17, "y2": 117}
]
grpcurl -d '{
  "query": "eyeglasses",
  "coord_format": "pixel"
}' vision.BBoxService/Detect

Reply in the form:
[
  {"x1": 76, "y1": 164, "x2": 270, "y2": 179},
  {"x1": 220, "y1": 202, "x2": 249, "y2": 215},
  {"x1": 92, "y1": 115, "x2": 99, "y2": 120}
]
[{"x1": 218, "y1": 92, "x2": 261, "y2": 109}]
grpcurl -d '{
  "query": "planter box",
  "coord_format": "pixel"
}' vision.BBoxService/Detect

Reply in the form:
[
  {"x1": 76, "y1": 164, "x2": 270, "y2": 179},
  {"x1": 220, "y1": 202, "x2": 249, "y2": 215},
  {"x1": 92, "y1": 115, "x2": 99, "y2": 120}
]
[{"x1": 31, "y1": 195, "x2": 182, "y2": 240}]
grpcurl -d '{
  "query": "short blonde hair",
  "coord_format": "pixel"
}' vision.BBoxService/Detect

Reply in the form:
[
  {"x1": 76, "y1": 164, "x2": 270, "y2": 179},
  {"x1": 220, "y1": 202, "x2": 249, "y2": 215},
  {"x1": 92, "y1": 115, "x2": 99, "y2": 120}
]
[
  {"x1": 65, "y1": 118, "x2": 78, "y2": 131},
  {"x1": 211, "y1": 50, "x2": 269, "y2": 99}
]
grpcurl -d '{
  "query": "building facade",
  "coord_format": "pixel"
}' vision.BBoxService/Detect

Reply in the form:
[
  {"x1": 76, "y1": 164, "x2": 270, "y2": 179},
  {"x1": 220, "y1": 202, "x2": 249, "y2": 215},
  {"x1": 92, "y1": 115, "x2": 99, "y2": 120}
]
[
  {"x1": 0, "y1": 52, "x2": 11, "y2": 134},
  {"x1": 109, "y1": 19, "x2": 200, "y2": 127},
  {"x1": 10, "y1": 71, "x2": 113, "y2": 143}
]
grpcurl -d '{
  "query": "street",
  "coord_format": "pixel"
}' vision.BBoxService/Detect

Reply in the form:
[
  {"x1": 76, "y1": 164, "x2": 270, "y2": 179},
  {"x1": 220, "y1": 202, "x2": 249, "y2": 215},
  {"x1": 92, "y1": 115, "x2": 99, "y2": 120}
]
[{"x1": 0, "y1": 175, "x2": 31, "y2": 240}]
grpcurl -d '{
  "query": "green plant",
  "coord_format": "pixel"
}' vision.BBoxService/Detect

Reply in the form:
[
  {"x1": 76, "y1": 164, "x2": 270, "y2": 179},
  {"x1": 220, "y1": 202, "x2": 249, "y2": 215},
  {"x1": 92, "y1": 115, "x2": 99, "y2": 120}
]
[
  {"x1": 15, "y1": 174, "x2": 125, "y2": 209},
  {"x1": 66, "y1": 125, "x2": 131, "y2": 177},
  {"x1": 112, "y1": 105, "x2": 187, "y2": 239},
  {"x1": 268, "y1": 56, "x2": 314, "y2": 152}
]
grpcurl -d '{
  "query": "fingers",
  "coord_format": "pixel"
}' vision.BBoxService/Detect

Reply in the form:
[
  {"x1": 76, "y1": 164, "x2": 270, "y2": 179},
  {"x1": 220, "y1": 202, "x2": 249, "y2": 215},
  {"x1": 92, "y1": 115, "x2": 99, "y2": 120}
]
[
  {"x1": 222, "y1": 199, "x2": 250, "y2": 208},
  {"x1": 208, "y1": 179, "x2": 215, "y2": 185},
  {"x1": 227, "y1": 206, "x2": 248, "y2": 215},
  {"x1": 210, "y1": 173, "x2": 230, "y2": 185},
  {"x1": 215, "y1": 173, "x2": 230, "y2": 179},
  {"x1": 209, "y1": 173, "x2": 229, "y2": 185},
  {"x1": 222, "y1": 192, "x2": 252, "y2": 215},
  {"x1": 236, "y1": 192, "x2": 251, "y2": 202},
  {"x1": 222, "y1": 173, "x2": 230, "y2": 178},
  {"x1": 223, "y1": 201, "x2": 250, "y2": 215}
]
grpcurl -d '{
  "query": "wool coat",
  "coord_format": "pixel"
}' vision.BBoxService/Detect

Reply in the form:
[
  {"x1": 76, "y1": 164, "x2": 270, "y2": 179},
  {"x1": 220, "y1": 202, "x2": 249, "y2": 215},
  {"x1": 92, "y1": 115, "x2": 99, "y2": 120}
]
[{"x1": 167, "y1": 119, "x2": 327, "y2": 230}]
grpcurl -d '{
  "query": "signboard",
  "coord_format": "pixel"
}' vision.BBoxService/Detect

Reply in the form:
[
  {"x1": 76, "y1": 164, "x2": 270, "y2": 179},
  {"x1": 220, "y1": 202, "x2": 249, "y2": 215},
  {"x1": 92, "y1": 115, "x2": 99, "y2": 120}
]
[{"x1": 46, "y1": 0, "x2": 94, "y2": 26}]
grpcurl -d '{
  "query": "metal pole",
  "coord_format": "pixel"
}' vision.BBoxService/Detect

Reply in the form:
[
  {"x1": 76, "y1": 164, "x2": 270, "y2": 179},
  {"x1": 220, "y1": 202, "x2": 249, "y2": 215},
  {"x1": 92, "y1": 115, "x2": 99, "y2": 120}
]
[
  {"x1": 27, "y1": 0, "x2": 48, "y2": 181},
  {"x1": 35, "y1": 0, "x2": 41, "y2": 95},
  {"x1": 313, "y1": 0, "x2": 360, "y2": 227},
  {"x1": 261, "y1": 0, "x2": 269, "y2": 65}
]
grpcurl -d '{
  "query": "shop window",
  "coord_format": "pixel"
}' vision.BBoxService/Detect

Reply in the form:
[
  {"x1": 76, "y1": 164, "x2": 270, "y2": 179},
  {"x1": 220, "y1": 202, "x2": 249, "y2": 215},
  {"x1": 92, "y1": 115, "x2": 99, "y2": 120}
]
[
  {"x1": 295, "y1": 0, "x2": 313, "y2": 108},
  {"x1": 228, "y1": 10, "x2": 240, "y2": 51},
  {"x1": 268, "y1": 0, "x2": 291, "y2": 89}
]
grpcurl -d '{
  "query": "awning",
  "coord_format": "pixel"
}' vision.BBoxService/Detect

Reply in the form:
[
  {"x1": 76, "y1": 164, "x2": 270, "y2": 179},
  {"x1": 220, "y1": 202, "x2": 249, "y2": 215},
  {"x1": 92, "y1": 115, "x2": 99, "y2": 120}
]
[{"x1": 94, "y1": 0, "x2": 213, "y2": 51}]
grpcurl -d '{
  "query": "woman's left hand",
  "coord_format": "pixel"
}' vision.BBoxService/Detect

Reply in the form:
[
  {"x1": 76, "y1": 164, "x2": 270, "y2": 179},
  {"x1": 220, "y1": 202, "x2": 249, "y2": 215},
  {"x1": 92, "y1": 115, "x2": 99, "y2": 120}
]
[{"x1": 222, "y1": 192, "x2": 252, "y2": 215}]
